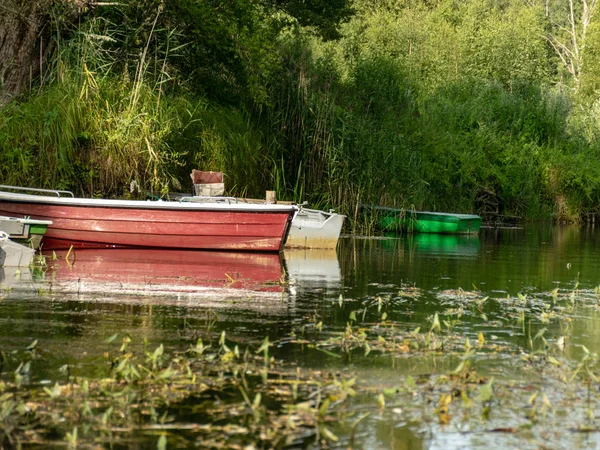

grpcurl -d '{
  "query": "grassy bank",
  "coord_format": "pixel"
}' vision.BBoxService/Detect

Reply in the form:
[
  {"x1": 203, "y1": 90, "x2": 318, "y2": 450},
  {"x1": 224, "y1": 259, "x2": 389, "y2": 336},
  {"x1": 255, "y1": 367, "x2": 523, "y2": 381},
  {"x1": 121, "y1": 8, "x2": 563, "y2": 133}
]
[{"x1": 3, "y1": 0, "x2": 600, "y2": 230}]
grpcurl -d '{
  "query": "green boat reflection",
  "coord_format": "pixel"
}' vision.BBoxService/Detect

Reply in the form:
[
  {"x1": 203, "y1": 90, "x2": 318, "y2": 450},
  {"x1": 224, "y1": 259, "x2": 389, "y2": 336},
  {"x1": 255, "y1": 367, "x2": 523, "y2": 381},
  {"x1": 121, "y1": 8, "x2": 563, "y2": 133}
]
[
  {"x1": 383, "y1": 232, "x2": 480, "y2": 256},
  {"x1": 409, "y1": 233, "x2": 480, "y2": 256}
]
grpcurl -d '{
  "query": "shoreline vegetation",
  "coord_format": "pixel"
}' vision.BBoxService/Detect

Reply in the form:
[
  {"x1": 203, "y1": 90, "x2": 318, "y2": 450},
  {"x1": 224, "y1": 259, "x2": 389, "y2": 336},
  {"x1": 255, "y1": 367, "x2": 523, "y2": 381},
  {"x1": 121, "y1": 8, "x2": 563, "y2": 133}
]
[{"x1": 3, "y1": 0, "x2": 600, "y2": 232}]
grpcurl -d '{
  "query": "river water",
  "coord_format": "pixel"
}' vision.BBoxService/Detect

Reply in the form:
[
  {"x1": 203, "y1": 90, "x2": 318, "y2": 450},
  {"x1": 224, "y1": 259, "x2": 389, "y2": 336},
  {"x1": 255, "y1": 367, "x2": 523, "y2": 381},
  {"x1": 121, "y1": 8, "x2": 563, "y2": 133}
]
[{"x1": 2, "y1": 225, "x2": 600, "y2": 449}]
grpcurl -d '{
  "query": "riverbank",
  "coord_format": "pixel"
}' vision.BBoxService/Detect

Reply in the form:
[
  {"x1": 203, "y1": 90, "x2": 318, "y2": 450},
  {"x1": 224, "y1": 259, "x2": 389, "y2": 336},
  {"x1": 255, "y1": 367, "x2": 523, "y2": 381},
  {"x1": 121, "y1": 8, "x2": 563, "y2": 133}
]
[{"x1": 3, "y1": 2, "x2": 600, "y2": 228}]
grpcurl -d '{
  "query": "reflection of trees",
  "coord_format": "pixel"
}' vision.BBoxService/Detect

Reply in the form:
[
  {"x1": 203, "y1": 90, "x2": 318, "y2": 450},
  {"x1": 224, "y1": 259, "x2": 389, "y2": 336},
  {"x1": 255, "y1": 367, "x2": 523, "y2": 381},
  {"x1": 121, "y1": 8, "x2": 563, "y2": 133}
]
[
  {"x1": 564, "y1": 310, "x2": 600, "y2": 357},
  {"x1": 374, "y1": 421, "x2": 426, "y2": 450},
  {"x1": 341, "y1": 226, "x2": 594, "y2": 297}
]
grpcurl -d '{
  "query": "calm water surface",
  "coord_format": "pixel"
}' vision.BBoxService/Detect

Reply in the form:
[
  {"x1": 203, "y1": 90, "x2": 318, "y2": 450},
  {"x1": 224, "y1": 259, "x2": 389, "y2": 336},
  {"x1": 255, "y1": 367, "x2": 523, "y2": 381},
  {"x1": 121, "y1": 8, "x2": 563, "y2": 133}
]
[{"x1": 2, "y1": 225, "x2": 600, "y2": 449}]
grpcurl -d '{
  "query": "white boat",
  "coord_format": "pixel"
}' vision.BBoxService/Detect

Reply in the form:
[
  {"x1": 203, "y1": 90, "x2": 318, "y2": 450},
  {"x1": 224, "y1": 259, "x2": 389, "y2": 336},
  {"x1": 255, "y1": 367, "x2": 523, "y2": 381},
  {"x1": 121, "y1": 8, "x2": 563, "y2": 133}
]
[
  {"x1": 0, "y1": 231, "x2": 35, "y2": 267},
  {"x1": 188, "y1": 170, "x2": 345, "y2": 249},
  {"x1": 286, "y1": 207, "x2": 345, "y2": 249},
  {"x1": 0, "y1": 215, "x2": 53, "y2": 249}
]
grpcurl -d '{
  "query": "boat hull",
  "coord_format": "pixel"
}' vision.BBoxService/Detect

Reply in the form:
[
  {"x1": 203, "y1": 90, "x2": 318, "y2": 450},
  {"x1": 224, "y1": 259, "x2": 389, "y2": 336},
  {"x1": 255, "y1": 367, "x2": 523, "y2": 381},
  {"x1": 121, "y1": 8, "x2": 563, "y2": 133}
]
[
  {"x1": 191, "y1": 196, "x2": 346, "y2": 250},
  {"x1": 0, "y1": 191, "x2": 296, "y2": 252},
  {"x1": 380, "y1": 210, "x2": 481, "y2": 235},
  {"x1": 286, "y1": 208, "x2": 345, "y2": 249},
  {"x1": 0, "y1": 216, "x2": 52, "y2": 249},
  {"x1": 0, "y1": 238, "x2": 36, "y2": 267}
]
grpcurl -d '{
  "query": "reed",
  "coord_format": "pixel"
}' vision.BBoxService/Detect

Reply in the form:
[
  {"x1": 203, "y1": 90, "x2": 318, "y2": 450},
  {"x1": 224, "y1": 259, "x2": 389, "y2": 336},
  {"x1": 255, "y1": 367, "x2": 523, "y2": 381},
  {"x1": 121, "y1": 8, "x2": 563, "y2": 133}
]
[
  {"x1": 267, "y1": 37, "x2": 600, "y2": 224},
  {"x1": 4, "y1": 0, "x2": 600, "y2": 225},
  {"x1": 0, "y1": 12, "x2": 274, "y2": 199}
]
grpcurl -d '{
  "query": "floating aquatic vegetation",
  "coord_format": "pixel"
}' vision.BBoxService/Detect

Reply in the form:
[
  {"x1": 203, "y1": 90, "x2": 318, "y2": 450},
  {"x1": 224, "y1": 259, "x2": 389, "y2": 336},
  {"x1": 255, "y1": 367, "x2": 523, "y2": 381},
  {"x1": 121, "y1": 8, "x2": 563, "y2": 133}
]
[
  {"x1": 397, "y1": 285, "x2": 422, "y2": 299},
  {"x1": 5, "y1": 276, "x2": 600, "y2": 449},
  {"x1": 437, "y1": 288, "x2": 483, "y2": 299},
  {"x1": 0, "y1": 334, "x2": 366, "y2": 449}
]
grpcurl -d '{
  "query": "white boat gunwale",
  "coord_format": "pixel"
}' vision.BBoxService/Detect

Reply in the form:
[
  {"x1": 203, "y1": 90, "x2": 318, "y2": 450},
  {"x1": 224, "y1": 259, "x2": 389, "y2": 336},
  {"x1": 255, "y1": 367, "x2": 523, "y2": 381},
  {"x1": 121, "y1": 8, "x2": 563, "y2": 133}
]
[
  {"x1": 0, "y1": 190, "x2": 298, "y2": 213},
  {"x1": 292, "y1": 208, "x2": 346, "y2": 231},
  {"x1": 0, "y1": 215, "x2": 53, "y2": 226}
]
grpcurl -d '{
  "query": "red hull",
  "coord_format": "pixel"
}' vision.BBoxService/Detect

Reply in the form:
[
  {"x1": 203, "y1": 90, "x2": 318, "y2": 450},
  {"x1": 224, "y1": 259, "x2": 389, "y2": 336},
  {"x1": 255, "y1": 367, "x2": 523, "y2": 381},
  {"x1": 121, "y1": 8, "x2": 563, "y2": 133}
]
[
  {"x1": 45, "y1": 248, "x2": 284, "y2": 293},
  {"x1": 0, "y1": 193, "x2": 295, "y2": 252}
]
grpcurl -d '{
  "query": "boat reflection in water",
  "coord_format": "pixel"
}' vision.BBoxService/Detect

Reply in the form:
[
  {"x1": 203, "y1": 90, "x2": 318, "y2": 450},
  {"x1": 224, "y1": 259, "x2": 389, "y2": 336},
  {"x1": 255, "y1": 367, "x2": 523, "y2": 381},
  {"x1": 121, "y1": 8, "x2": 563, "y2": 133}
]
[
  {"x1": 379, "y1": 233, "x2": 481, "y2": 257},
  {"x1": 1, "y1": 249, "x2": 288, "y2": 310},
  {"x1": 408, "y1": 233, "x2": 480, "y2": 257},
  {"x1": 284, "y1": 249, "x2": 342, "y2": 293},
  {"x1": 381, "y1": 233, "x2": 480, "y2": 257}
]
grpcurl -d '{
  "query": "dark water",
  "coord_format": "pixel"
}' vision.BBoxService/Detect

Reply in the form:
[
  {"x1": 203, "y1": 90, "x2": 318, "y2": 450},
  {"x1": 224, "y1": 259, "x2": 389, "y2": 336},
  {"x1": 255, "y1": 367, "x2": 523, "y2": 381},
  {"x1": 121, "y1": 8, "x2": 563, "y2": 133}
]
[{"x1": 2, "y1": 225, "x2": 600, "y2": 449}]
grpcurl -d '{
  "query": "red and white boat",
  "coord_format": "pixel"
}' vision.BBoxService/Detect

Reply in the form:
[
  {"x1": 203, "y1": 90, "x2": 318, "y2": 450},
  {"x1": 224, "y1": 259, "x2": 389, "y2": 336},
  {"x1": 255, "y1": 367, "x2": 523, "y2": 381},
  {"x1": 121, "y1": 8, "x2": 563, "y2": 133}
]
[{"x1": 0, "y1": 186, "x2": 297, "y2": 252}]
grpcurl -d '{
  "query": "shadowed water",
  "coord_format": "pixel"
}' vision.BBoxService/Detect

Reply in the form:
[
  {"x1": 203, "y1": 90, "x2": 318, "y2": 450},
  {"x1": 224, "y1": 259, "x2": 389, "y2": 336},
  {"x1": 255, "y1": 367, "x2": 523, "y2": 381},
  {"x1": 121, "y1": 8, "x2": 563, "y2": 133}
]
[{"x1": 2, "y1": 225, "x2": 600, "y2": 449}]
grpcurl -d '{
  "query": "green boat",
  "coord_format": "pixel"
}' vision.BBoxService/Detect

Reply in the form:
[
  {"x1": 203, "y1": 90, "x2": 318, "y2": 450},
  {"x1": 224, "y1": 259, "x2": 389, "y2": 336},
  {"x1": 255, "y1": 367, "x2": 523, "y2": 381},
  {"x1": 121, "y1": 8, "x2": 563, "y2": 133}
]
[
  {"x1": 377, "y1": 208, "x2": 481, "y2": 235},
  {"x1": 0, "y1": 216, "x2": 53, "y2": 249}
]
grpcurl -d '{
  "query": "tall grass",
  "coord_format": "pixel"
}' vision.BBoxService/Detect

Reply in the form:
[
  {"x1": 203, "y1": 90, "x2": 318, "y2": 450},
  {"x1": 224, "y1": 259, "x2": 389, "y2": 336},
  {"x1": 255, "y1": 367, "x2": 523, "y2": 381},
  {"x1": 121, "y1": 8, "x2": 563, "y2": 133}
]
[
  {"x1": 268, "y1": 41, "x2": 423, "y2": 230},
  {"x1": 267, "y1": 37, "x2": 600, "y2": 227},
  {"x1": 4, "y1": 1, "x2": 600, "y2": 228},
  {"x1": 0, "y1": 15, "x2": 275, "y2": 199},
  {"x1": 0, "y1": 69, "x2": 186, "y2": 196}
]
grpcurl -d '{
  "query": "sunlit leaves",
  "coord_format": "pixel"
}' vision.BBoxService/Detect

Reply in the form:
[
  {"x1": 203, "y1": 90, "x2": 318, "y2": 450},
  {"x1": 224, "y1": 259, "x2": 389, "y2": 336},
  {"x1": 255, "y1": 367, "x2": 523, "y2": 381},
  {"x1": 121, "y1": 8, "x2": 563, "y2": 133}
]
[
  {"x1": 377, "y1": 392, "x2": 385, "y2": 410},
  {"x1": 157, "y1": 434, "x2": 167, "y2": 450},
  {"x1": 478, "y1": 379, "x2": 494, "y2": 403},
  {"x1": 43, "y1": 382, "x2": 61, "y2": 399},
  {"x1": 430, "y1": 312, "x2": 441, "y2": 333},
  {"x1": 318, "y1": 398, "x2": 330, "y2": 417},
  {"x1": 66, "y1": 427, "x2": 78, "y2": 450}
]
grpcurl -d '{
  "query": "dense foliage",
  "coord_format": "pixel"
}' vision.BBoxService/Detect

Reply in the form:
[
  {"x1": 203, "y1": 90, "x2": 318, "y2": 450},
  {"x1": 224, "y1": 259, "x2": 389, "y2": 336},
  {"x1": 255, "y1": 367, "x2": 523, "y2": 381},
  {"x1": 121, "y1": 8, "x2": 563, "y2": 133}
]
[{"x1": 3, "y1": 0, "x2": 600, "y2": 227}]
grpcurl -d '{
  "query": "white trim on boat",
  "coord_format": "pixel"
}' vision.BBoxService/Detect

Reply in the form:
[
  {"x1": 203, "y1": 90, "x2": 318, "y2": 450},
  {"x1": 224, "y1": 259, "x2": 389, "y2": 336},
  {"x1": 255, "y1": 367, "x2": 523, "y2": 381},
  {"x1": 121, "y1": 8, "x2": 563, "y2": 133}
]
[
  {"x1": 0, "y1": 190, "x2": 297, "y2": 213},
  {"x1": 0, "y1": 215, "x2": 53, "y2": 226}
]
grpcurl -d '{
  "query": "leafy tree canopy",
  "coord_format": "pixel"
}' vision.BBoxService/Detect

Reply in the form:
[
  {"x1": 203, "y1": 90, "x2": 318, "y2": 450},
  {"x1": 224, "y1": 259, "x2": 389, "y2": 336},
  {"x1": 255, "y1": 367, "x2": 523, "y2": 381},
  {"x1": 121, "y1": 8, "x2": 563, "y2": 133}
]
[{"x1": 87, "y1": 0, "x2": 353, "y2": 106}]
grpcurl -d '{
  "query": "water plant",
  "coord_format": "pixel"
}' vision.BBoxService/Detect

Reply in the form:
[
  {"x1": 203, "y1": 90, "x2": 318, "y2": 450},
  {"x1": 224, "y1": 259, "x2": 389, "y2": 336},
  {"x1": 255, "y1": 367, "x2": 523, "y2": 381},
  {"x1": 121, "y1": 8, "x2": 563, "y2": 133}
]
[{"x1": 0, "y1": 331, "x2": 367, "y2": 449}]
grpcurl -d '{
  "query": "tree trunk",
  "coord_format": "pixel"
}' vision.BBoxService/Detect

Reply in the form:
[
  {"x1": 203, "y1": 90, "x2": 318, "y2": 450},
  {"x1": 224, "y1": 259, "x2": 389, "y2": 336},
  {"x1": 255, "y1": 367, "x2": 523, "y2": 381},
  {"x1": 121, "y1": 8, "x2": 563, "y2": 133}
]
[
  {"x1": 546, "y1": 0, "x2": 599, "y2": 90},
  {"x1": 0, "y1": 0, "x2": 56, "y2": 106}
]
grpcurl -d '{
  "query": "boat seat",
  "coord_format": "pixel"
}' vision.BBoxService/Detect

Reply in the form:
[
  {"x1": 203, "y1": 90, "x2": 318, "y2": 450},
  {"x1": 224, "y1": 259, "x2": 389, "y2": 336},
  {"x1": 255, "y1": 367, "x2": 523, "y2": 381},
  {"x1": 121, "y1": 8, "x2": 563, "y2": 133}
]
[{"x1": 191, "y1": 170, "x2": 225, "y2": 196}]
